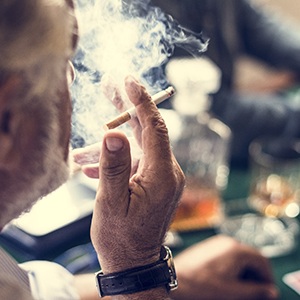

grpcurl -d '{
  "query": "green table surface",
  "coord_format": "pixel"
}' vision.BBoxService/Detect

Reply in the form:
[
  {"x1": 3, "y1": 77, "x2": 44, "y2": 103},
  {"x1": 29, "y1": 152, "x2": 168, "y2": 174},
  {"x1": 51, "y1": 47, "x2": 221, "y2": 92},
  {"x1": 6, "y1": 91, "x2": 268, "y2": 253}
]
[{"x1": 172, "y1": 167, "x2": 300, "y2": 300}]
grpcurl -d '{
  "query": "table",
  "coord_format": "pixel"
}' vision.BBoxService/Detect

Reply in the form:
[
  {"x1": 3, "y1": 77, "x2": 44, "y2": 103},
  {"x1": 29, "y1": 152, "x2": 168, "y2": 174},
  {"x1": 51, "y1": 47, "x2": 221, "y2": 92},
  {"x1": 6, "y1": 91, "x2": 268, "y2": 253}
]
[
  {"x1": 1, "y1": 167, "x2": 300, "y2": 299},
  {"x1": 171, "y1": 167, "x2": 300, "y2": 300},
  {"x1": 226, "y1": 168, "x2": 300, "y2": 299}
]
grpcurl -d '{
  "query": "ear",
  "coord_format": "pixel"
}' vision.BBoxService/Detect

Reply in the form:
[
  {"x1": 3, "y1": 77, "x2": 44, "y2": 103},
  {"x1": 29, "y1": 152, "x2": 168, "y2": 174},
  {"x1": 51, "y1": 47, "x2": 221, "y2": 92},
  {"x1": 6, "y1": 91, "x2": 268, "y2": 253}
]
[{"x1": 0, "y1": 76, "x2": 21, "y2": 169}]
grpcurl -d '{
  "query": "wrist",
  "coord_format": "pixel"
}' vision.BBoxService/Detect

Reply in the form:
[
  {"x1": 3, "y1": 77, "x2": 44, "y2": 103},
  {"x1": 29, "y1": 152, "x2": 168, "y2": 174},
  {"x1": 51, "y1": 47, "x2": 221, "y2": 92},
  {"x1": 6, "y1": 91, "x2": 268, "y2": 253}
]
[
  {"x1": 98, "y1": 247, "x2": 161, "y2": 274},
  {"x1": 95, "y1": 246, "x2": 177, "y2": 298}
]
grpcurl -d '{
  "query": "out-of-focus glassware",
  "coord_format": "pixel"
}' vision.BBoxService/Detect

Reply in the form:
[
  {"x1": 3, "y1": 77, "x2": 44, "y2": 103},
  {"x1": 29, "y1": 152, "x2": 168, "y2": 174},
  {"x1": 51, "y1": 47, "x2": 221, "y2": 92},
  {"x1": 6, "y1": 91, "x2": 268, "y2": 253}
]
[
  {"x1": 169, "y1": 114, "x2": 231, "y2": 231},
  {"x1": 162, "y1": 57, "x2": 231, "y2": 232},
  {"x1": 220, "y1": 136, "x2": 300, "y2": 257},
  {"x1": 248, "y1": 137, "x2": 300, "y2": 219}
]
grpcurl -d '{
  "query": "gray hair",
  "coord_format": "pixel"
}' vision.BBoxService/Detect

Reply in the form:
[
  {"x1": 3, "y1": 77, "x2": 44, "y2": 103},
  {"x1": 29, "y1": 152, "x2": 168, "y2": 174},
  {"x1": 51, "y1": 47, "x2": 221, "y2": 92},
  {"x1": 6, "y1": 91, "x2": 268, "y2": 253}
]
[{"x1": 0, "y1": 0, "x2": 75, "y2": 99}]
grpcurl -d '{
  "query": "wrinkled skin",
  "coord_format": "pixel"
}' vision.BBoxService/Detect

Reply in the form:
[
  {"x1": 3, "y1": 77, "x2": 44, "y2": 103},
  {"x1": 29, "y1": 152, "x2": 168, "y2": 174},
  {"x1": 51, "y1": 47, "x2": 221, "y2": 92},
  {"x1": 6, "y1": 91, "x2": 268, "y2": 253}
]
[{"x1": 89, "y1": 76, "x2": 185, "y2": 271}]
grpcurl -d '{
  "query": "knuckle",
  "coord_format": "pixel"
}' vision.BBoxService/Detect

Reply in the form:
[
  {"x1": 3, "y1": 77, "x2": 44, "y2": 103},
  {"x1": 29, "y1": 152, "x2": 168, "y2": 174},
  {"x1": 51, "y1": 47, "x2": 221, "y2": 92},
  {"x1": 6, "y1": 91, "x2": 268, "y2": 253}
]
[{"x1": 101, "y1": 160, "x2": 130, "y2": 178}]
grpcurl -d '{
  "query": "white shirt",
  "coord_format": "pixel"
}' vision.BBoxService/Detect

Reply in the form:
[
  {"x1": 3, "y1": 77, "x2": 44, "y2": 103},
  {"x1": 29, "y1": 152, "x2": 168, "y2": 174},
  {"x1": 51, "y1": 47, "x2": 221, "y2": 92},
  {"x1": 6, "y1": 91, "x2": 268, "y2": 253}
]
[
  {"x1": 0, "y1": 247, "x2": 80, "y2": 300},
  {"x1": 20, "y1": 261, "x2": 80, "y2": 300}
]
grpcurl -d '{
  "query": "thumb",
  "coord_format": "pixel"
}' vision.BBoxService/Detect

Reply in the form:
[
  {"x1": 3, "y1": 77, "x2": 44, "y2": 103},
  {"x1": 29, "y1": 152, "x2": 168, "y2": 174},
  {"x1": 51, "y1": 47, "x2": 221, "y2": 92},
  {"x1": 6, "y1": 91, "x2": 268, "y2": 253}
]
[{"x1": 97, "y1": 131, "x2": 131, "y2": 217}]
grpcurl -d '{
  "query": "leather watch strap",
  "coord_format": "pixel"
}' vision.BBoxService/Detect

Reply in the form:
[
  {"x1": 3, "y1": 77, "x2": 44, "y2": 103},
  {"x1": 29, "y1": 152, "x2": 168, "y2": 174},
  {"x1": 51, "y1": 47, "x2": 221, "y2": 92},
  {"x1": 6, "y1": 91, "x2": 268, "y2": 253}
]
[
  {"x1": 98, "y1": 260, "x2": 170, "y2": 296},
  {"x1": 95, "y1": 246, "x2": 177, "y2": 297}
]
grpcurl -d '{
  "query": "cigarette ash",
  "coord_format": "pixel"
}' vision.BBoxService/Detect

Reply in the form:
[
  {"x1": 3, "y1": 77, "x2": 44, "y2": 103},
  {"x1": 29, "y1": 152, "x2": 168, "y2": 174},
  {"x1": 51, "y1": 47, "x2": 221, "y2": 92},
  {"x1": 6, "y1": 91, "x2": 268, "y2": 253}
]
[{"x1": 71, "y1": 0, "x2": 208, "y2": 148}]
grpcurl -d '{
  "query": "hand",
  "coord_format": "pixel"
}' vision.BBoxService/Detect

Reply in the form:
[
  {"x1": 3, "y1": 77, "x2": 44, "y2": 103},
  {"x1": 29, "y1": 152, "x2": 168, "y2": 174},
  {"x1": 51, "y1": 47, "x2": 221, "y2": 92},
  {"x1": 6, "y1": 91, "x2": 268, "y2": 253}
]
[
  {"x1": 171, "y1": 235, "x2": 279, "y2": 300},
  {"x1": 90, "y1": 76, "x2": 185, "y2": 274}
]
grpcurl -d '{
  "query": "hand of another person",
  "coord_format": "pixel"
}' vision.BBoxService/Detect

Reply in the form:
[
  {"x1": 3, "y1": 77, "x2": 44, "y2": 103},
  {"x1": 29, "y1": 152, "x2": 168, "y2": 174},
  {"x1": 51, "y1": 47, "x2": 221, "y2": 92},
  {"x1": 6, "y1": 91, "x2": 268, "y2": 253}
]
[
  {"x1": 171, "y1": 235, "x2": 279, "y2": 300},
  {"x1": 89, "y1": 76, "x2": 184, "y2": 286}
]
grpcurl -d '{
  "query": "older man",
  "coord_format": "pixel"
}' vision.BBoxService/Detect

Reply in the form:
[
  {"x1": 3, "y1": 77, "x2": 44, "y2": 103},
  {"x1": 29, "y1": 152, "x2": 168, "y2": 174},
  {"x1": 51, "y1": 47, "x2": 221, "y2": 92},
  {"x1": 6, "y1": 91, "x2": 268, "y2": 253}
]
[{"x1": 0, "y1": 0, "x2": 277, "y2": 299}]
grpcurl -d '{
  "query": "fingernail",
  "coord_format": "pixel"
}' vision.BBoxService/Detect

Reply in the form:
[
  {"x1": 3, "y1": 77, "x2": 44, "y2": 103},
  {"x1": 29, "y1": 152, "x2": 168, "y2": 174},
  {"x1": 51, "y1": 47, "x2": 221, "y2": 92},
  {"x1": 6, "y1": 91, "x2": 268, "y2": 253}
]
[{"x1": 105, "y1": 137, "x2": 124, "y2": 152}]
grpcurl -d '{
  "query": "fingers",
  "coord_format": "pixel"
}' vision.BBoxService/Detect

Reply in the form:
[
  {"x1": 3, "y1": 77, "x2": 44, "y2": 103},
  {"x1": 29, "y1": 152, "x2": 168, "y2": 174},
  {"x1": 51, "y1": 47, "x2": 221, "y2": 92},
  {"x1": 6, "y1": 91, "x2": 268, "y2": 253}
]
[
  {"x1": 174, "y1": 236, "x2": 278, "y2": 300},
  {"x1": 91, "y1": 77, "x2": 185, "y2": 273},
  {"x1": 100, "y1": 74, "x2": 126, "y2": 112},
  {"x1": 95, "y1": 130, "x2": 131, "y2": 217},
  {"x1": 91, "y1": 131, "x2": 131, "y2": 264},
  {"x1": 72, "y1": 142, "x2": 101, "y2": 165},
  {"x1": 72, "y1": 137, "x2": 142, "y2": 179},
  {"x1": 81, "y1": 163, "x2": 99, "y2": 178},
  {"x1": 124, "y1": 76, "x2": 171, "y2": 163},
  {"x1": 124, "y1": 76, "x2": 184, "y2": 217},
  {"x1": 101, "y1": 74, "x2": 142, "y2": 142},
  {"x1": 72, "y1": 144, "x2": 100, "y2": 178},
  {"x1": 235, "y1": 244, "x2": 275, "y2": 284}
]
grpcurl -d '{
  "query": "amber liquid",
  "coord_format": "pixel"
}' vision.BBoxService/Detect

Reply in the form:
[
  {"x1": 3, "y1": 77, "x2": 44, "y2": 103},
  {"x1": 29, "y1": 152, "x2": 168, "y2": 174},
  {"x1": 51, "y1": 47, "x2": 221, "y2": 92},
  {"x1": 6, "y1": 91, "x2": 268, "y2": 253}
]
[
  {"x1": 249, "y1": 174, "x2": 298, "y2": 217},
  {"x1": 170, "y1": 184, "x2": 224, "y2": 231}
]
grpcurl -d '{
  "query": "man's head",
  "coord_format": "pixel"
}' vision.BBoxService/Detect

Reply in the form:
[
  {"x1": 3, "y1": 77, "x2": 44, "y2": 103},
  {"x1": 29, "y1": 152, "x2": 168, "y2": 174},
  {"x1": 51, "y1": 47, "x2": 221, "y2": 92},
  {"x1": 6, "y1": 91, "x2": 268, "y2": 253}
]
[{"x1": 0, "y1": 0, "x2": 78, "y2": 228}]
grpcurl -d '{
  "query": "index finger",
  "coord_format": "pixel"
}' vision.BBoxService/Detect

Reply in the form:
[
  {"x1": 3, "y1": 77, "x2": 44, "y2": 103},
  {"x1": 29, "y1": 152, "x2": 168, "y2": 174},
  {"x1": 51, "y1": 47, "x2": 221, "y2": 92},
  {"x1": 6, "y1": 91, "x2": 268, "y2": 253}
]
[{"x1": 124, "y1": 76, "x2": 172, "y2": 162}]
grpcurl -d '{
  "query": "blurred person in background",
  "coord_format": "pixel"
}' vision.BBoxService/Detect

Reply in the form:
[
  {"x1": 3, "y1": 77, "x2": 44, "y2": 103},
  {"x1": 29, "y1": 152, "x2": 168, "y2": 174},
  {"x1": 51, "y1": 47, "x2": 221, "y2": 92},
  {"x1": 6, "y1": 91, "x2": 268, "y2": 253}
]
[
  {"x1": 151, "y1": 0, "x2": 300, "y2": 166},
  {"x1": 0, "y1": 0, "x2": 277, "y2": 299}
]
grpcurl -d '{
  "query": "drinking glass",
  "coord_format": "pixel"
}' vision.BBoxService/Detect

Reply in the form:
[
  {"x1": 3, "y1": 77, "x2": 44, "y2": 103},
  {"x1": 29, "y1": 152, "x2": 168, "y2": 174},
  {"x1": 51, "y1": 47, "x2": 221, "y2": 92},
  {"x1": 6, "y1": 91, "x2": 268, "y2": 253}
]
[
  {"x1": 220, "y1": 136, "x2": 300, "y2": 257},
  {"x1": 248, "y1": 137, "x2": 300, "y2": 219}
]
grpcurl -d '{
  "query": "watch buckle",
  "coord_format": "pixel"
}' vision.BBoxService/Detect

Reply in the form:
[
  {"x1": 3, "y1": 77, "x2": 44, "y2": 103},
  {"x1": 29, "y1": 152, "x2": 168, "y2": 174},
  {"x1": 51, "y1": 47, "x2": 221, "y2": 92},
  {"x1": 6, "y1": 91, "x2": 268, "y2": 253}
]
[{"x1": 163, "y1": 245, "x2": 178, "y2": 291}]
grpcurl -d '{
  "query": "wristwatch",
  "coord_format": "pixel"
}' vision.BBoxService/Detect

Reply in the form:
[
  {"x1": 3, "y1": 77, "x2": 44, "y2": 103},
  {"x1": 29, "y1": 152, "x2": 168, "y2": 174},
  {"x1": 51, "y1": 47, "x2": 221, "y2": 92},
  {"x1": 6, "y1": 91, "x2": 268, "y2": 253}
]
[{"x1": 95, "y1": 245, "x2": 178, "y2": 297}]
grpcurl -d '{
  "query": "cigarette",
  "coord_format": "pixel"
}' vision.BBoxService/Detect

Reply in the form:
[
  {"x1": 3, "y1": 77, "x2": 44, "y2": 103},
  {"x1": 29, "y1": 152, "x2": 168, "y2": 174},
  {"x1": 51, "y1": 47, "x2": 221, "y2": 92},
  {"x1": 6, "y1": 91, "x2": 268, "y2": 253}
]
[{"x1": 104, "y1": 86, "x2": 175, "y2": 130}]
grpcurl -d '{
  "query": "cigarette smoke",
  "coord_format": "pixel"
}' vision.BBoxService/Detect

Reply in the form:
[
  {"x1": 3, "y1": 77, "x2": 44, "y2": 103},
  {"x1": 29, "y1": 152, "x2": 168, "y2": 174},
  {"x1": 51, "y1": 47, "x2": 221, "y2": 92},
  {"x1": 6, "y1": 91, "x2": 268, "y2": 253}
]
[{"x1": 71, "y1": 0, "x2": 208, "y2": 147}]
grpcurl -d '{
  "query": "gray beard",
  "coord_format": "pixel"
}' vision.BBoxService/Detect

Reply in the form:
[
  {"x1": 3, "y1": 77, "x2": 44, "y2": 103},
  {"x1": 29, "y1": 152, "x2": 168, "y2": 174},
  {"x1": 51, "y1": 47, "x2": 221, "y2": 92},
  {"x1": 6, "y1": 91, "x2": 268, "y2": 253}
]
[
  {"x1": 0, "y1": 150, "x2": 70, "y2": 230},
  {"x1": 0, "y1": 100, "x2": 70, "y2": 230}
]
